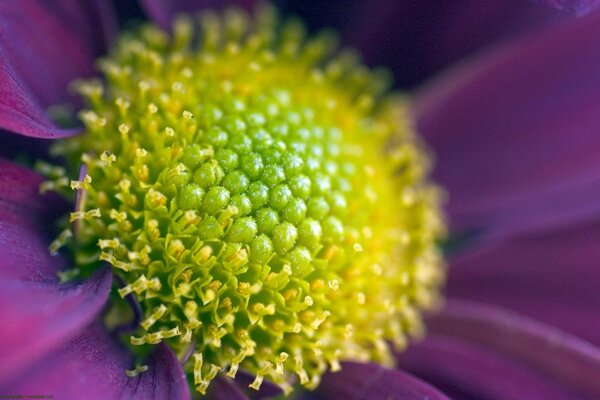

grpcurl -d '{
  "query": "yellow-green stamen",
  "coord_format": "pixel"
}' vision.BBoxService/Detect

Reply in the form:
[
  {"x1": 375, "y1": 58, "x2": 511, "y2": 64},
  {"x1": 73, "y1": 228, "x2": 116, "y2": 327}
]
[{"x1": 51, "y1": 6, "x2": 444, "y2": 395}]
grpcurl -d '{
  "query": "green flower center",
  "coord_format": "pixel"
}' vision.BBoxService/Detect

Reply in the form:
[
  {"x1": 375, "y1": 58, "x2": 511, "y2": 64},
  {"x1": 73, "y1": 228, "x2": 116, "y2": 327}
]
[{"x1": 50, "y1": 6, "x2": 444, "y2": 395}]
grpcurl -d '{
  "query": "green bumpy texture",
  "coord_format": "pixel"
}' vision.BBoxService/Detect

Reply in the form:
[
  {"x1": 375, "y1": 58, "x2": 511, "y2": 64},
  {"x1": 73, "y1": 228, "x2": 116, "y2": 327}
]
[{"x1": 55, "y1": 6, "x2": 445, "y2": 395}]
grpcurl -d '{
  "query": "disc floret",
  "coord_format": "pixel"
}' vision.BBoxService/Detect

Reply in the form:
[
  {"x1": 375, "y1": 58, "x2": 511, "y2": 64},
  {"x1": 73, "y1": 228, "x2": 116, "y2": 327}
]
[{"x1": 54, "y1": 7, "x2": 444, "y2": 395}]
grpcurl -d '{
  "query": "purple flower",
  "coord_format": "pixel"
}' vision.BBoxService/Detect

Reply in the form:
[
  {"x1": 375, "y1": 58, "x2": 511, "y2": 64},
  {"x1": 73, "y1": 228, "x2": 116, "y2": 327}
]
[{"x1": 1, "y1": 1, "x2": 600, "y2": 399}]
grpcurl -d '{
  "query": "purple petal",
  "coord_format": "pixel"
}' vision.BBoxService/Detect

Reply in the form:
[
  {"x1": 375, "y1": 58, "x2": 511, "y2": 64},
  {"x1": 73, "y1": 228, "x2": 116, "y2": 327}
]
[
  {"x1": 0, "y1": 268, "x2": 112, "y2": 385},
  {"x1": 406, "y1": 301, "x2": 600, "y2": 399},
  {"x1": 206, "y1": 375, "x2": 248, "y2": 400},
  {"x1": 398, "y1": 335, "x2": 584, "y2": 399},
  {"x1": 415, "y1": 9, "x2": 600, "y2": 242},
  {"x1": 307, "y1": 361, "x2": 450, "y2": 400},
  {"x1": 0, "y1": 158, "x2": 67, "y2": 281},
  {"x1": 446, "y1": 220, "x2": 600, "y2": 347},
  {"x1": 0, "y1": 159, "x2": 112, "y2": 383},
  {"x1": 282, "y1": 0, "x2": 566, "y2": 89},
  {"x1": 140, "y1": 0, "x2": 255, "y2": 31},
  {"x1": 0, "y1": 0, "x2": 117, "y2": 138},
  {"x1": 535, "y1": 0, "x2": 600, "y2": 14},
  {"x1": 130, "y1": 342, "x2": 192, "y2": 400},
  {"x1": 5, "y1": 322, "x2": 191, "y2": 400}
]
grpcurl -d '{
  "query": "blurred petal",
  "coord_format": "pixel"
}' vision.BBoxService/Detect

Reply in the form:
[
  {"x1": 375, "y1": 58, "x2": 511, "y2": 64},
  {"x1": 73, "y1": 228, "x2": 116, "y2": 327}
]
[
  {"x1": 413, "y1": 301, "x2": 600, "y2": 399},
  {"x1": 447, "y1": 220, "x2": 600, "y2": 346},
  {"x1": 309, "y1": 361, "x2": 450, "y2": 400},
  {"x1": 280, "y1": 0, "x2": 566, "y2": 88},
  {"x1": 535, "y1": 0, "x2": 600, "y2": 14},
  {"x1": 416, "y1": 10, "x2": 600, "y2": 242},
  {"x1": 0, "y1": 159, "x2": 113, "y2": 383},
  {"x1": 398, "y1": 335, "x2": 583, "y2": 399},
  {"x1": 140, "y1": 0, "x2": 255, "y2": 30},
  {"x1": 206, "y1": 375, "x2": 248, "y2": 400},
  {"x1": 5, "y1": 323, "x2": 191, "y2": 400},
  {"x1": 0, "y1": 0, "x2": 117, "y2": 138}
]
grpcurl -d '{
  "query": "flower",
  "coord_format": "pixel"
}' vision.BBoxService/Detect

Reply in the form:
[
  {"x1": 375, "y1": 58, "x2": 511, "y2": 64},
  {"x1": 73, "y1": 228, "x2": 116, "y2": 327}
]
[{"x1": 1, "y1": 1, "x2": 599, "y2": 399}]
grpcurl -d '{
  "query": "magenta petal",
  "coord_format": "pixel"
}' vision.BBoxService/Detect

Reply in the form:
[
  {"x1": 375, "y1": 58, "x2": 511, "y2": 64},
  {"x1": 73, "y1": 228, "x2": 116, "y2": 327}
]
[
  {"x1": 5, "y1": 323, "x2": 191, "y2": 400},
  {"x1": 0, "y1": 159, "x2": 111, "y2": 382},
  {"x1": 415, "y1": 10, "x2": 600, "y2": 242},
  {"x1": 0, "y1": 267, "x2": 112, "y2": 385},
  {"x1": 447, "y1": 220, "x2": 600, "y2": 346},
  {"x1": 0, "y1": 0, "x2": 117, "y2": 138},
  {"x1": 416, "y1": 301, "x2": 600, "y2": 399},
  {"x1": 309, "y1": 361, "x2": 450, "y2": 400},
  {"x1": 140, "y1": 0, "x2": 255, "y2": 31},
  {"x1": 535, "y1": 0, "x2": 600, "y2": 14}
]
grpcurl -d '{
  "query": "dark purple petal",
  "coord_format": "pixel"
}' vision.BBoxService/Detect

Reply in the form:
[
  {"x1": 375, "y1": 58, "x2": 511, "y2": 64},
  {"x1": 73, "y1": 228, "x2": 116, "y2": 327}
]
[
  {"x1": 0, "y1": 159, "x2": 114, "y2": 383},
  {"x1": 140, "y1": 0, "x2": 255, "y2": 31},
  {"x1": 535, "y1": 0, "x2": 600, "y2": 14},
  {"x1": 0, "y1": 0, "x2": 117, "y2": 138},
  {"x1": 415, "y1": 10, "x2": 600, "y2": 242},
  {"x1": 0, "y1": 57, "x2": 76, "y2": 140},
  {"x1": 307, "y1": 361, "x2": 449, "y2": 400},
  {"x1": 446, "y1": 220, "x2": 600, "y2": 347},
  {"x1": 5, "y1": 322, "x2": 191, "y2": 400},
  {"x1": 407, "y1": 301, "x2": 600, "y2": 399},
  {"x1": 206, "y1": 375, "x2": 249, "y2": 400},
  {"x1": 131, "y1": 342, "x2": 192, "y2": 400},
  {"x1": 398, "y1": 335, "x2": 585, "y2": 399},
  {"x1": 281, "y1": 0, "x2": 566, "y2": 89},
  {"x1": 0, "y1": 158, "x2": 67, "y2": 281}
]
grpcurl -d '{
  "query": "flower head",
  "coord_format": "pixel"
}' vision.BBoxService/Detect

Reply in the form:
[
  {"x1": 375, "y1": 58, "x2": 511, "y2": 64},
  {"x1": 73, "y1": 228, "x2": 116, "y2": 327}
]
[
  {"x1": 1, "y1": 1, "x2": 600, "y2": 399},
  {"x1": 49, "y1": 7, "x2": 443, "y2": 394}
]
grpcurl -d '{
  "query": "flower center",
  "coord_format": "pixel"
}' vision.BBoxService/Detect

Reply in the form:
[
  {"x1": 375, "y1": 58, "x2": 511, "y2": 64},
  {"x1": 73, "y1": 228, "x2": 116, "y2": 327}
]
[{"x1": 51, "y1": 6, "x2": 444, "y2": 395}]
